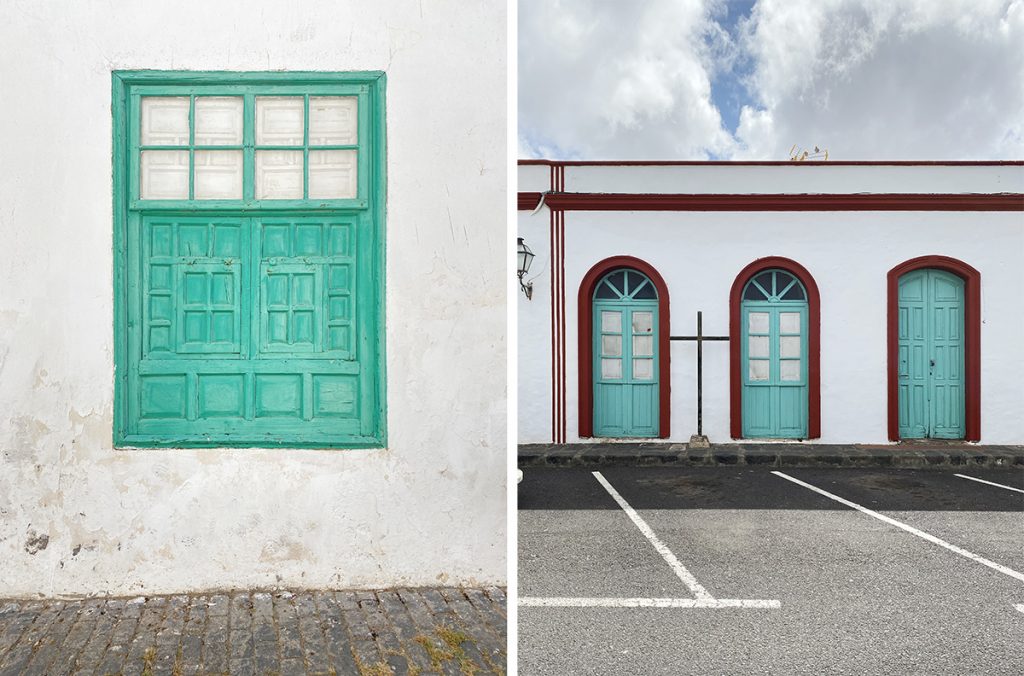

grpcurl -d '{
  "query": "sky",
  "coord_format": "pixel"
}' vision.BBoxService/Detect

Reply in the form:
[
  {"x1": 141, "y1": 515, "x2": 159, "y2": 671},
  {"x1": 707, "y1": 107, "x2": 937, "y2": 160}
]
[{"x1": 518, "y1": 0, "x2": 1024, "y2": 160}]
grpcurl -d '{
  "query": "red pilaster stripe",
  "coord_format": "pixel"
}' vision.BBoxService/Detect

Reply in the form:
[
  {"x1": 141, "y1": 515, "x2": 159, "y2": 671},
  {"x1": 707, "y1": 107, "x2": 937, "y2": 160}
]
[{"x1": 548, "y1": 164, "x2": 568, "y2": 443}]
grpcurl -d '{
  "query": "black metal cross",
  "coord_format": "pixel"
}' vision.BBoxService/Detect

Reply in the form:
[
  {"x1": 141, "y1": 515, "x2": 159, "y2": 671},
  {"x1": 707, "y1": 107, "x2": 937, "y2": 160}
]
[{"x1": 669, "y1": 311, "x2": 729, "y2": 437}]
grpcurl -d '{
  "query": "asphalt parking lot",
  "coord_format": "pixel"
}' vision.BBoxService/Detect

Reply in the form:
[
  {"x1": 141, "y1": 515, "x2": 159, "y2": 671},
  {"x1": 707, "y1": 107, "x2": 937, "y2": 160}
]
[{"x1": 518, "y1": 467, "x2": 1024, "y2": 675}]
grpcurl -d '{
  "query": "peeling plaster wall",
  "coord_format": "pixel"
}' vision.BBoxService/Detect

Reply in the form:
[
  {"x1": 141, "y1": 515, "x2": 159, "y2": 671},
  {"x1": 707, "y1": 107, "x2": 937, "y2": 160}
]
[{"x1": 0, "y1": 0, "x2": 506, "y2": 597}]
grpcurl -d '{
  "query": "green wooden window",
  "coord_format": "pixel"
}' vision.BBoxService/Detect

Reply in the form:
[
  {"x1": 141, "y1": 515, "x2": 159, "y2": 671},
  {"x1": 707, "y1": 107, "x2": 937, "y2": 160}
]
[{"x1": 113, "y1": 71, "x2": 386, "y2": 448}]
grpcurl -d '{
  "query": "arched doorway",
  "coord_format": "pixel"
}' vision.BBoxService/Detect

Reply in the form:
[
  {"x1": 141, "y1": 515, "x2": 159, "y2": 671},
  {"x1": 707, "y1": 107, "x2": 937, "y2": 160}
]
[
  {"x1": 729, "y1": 257, "x2": 821, "y2": 439},
  {"x1": 578, "y1": 256, "x2": 671, "y2": 439},
  {"x1": 592, "y1": 268, "x2": 659, "y2": 437},
  {"x1": 888, "y1": 256, "x2": 980, "y2": 441},
  {"x1": 740, "y1": 269, "x2": 809, "y2": 438}
]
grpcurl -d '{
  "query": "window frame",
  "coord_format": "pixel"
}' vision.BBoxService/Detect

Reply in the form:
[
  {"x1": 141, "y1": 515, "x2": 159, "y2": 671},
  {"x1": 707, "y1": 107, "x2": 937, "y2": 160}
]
[{"x1": 112, "y1": 70, "x2": 387, "y2": 449}]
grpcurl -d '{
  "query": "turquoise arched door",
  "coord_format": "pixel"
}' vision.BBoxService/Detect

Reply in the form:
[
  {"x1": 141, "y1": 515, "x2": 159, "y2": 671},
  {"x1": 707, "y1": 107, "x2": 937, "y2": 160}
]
[
  {"x1": 898, "y1": 269, "x2": 965, "y2": 439},
  {"x1": 593, "y1": 269, "x2": 659, "y2": 437},
  {"x1": 741, "y1": 270, "x2": 808, "y2": 438}
]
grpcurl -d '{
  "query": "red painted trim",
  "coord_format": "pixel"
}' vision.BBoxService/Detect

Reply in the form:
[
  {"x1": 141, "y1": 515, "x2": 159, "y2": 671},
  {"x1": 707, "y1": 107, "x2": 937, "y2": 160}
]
[
  {"x1": 886, "y1": 256, "x2": 981, "y2": 442},
  {"x1": 519, "y1": 192, "x2": 542, "y2": 210},
  {"x1": 549, "y1": 207, "x2": 557, "y2": 443},
  {"x1": 520, "y1": 159, "x2": 1024, "y2": 166},
  {"x1": 729, "y1": 258, "x2": 821, "y2": 440},
  {"x1": 547, "y1": 164, "x2": 568, "y2": 444},
  {"x1": 578, "y1": 256, "x2": 671, "y2": 439},
  {"x1": 516, "y1": 193, "x2": 1024, "y2": 211},
  {"x1": 558, "y1": 210, "x2": 566, "y2": 442}
]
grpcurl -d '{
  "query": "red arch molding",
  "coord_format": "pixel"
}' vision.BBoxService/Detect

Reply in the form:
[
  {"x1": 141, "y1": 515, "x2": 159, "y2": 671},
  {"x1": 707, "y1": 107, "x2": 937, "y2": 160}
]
[
  {"x1": 887, "y1": 256, "x2": 981, "y2": 442},
  {"x1": 578, "y1": 256, "x2": 671, "y2": 439},
  {"x1": 729, "y1": 257, "x2": 822, "y2": 439}
]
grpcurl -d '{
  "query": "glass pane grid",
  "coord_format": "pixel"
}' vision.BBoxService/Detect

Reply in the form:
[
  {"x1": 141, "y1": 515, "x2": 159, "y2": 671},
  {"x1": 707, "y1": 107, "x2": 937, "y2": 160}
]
[{"x1": 140, "y1": 93, "x2": 359, "y2": 201}]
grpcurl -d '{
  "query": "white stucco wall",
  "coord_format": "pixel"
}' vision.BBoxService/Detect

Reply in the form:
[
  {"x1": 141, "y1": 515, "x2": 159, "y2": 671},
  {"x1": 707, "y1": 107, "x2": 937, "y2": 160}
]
[
  {"x1": 565, "y1": 163, "x2": 1024, "y2": 195},
  {"x1": 518, "y1": 166, "x2": 1024, "y2": 446},
  {"x1": 0, "y1": 0, "x2": 506, "y2": 597},
  {"x1": 518, "y1": 212, "x2": 553, "y2": 445}
]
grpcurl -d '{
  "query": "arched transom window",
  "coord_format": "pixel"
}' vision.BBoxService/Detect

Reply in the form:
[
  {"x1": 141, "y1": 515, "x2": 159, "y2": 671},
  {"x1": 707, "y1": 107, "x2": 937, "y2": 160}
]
[
  {"x1": 742, "y1": 269, "x2": 806, "y2": 302},
  {"x1": 594, "y1": 269, "x2": 659, "y2": 301}
]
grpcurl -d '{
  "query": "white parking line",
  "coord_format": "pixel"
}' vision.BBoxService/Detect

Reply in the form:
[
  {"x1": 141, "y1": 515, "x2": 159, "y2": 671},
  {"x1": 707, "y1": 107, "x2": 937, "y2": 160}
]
[
  {"x1": 519, "y1": 597, "x2": 781, "y2": 609},
  {"x1": 1016, "y1": 604, "x2": 1024, "y2": 615},
  {"x1": 954, "y1": 474, "x2": 1024, "y2": 495},
  {"x1": 773, "y1": 471, "x2": 1024, "y2": 585},
  {"x1": 592, "y1": 471, "x2": 714, "y2": 601}
]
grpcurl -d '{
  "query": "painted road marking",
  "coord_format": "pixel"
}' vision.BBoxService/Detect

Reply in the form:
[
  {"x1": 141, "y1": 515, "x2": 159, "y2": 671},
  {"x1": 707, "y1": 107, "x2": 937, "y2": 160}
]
[
  {"x1": 1016, "y1": 604, "x2": 1024, "y2": 614},
  {"x1": 593, "y1": 471, "x2": 714, "y2": 601},
  {"x1": 954, "y1": 474, "x2": 1024, "y2": 495},
  {"x1": 519, "y1": 597, "x2": 781, "y2": 608},
  {"x1": 773, "y1": 471, "x2": 1024, "y2": 585}
]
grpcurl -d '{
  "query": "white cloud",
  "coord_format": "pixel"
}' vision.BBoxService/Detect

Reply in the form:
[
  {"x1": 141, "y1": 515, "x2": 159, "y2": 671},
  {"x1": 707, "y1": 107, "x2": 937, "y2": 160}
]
[
  {"x1": 518, "y1": 0, "x2": 737, "y2": 159},
  {"x1": 520, "y1": 0, "x2": 1024, "y2": 160},
  {"x1": 735, "y1": 0, "x2": 1024, "y2": 159}
]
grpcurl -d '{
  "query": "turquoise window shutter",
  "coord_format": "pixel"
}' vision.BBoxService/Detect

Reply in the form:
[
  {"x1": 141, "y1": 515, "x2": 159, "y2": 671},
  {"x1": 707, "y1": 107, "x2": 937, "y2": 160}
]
[{"x1": 113, "y1": 72, "x2": 386, "y2": 448}]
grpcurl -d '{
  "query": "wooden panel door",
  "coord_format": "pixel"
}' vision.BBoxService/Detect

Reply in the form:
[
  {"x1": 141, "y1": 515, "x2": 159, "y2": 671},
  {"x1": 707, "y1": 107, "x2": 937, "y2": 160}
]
[
  {"x1": 741, "y1": 270, "x2": 809, "y2": 438},
  {"x1": 898, "y1": 269, "x2": 965, "y2": 439},
  {"x1": 592, "y1": 270, "x2": 659, "y2": 437}
]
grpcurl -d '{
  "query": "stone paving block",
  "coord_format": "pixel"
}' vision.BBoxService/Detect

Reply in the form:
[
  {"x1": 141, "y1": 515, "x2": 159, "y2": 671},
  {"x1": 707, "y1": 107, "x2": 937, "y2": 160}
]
[
  {"x1": 360, "y1": 593, "x2": 404, "y2": 657},
  {"x1": 228, "y1": 657, "x2": 256, "y2": 675},
  {"x1": 229, "y1": 592, "x2": 253, "y2": 632},
  {"x1": 75, "y1": 600, "x2": 121, "y2": 672},
  {"x1": 351, "y1": 637, "x2": 384, "y2": 673},
  {"x1": 250, "y1": 593, "x2": 277, "y2": 645},
  {"x1": 435, "y1": 590, "x2": 491, "y2": 672},
  {"x1": 252, "y1": 639, "x2": 281, "y2": 674},
  {"x1": 273, "y1": 592, "x2": 305, "y2": 661},
  {"x1": 463, "y1": 589, "x2": 507, "y2": 641},
  {"x1": 47, "y1": 599, "x2": 105, "y2": 675},
  {"x1": 294, "y1": 592, "x2": 331, "y2": 673},
  {"x1": 316, "y1": 592, "x2": 362, "y2": 676}
]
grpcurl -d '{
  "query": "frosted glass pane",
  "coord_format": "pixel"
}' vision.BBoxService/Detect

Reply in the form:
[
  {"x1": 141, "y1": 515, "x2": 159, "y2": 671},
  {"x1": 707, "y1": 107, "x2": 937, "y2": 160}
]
[
  {"x1": 141, "y1": 97, "x2": 189, "y2": 145},
  {"x1": 601, "y1": 311, "x2": 621, "y2": 333},
  {"x1": 748, "y1": 312, "x2": 769, "y2": 334},
  {"x1": 309, "y1": 97, "x2": 358, "y2": 145},
  {"x1": 632, "y1": 311, "x2": 653, "y2": 334},
  {"x1": 749, "y1": 336, "x2": 769, "y2": 358},
  {"x1": 256, "y1": 150, "x2": 303, "y2": 199},
  {"x1": 633, "y1": 335, "x2": 653, "y2": 356},
  {"x1": 140, "y1": 151, "x2": 188, "y2": 199},
  {"x1": 780, "y1": 312, "x2": 801, "y2": 334},
  {"x1": 602, "y1": 335, "x2": 622, "y2": 357},
  {"x1": 195, "y1": 97, "x2": 243, "y2": 145},
  {"x1": 602, "y1": 359, "x2": 622, "y2": 379},
  {"x1": 781, "y1": 360, "x2": 802, "y2": 381},
  {"x1": 308, "y1": 150, "x2": 357, "y2": 199},
  {"x1": 781, "y1": 336, "x2": 801, "y2": 358},
  {"x1": 256, "y1": 97, "x2": 304, "y2": 145},
  {"x1": 748, "y1": 360, "x2": 769, "y2": 381},
  {"x1": 194, "y1": 150, "x2": 242, "y2": 200},
  {"x1": 633, "y1": 359, "x2": 653, "y2": 379}
]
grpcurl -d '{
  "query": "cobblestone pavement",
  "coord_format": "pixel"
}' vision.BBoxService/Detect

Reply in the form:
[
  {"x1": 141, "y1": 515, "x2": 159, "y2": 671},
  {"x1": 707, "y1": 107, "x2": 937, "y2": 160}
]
[{"x1": 0, "y1": 588, "x2": 506, "y2": 676}]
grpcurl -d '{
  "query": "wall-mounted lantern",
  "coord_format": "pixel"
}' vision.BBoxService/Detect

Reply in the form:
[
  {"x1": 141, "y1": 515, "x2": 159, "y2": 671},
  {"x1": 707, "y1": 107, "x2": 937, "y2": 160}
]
[{"x1": 517, "y1": 237, "x2": 535, "y2": 300}]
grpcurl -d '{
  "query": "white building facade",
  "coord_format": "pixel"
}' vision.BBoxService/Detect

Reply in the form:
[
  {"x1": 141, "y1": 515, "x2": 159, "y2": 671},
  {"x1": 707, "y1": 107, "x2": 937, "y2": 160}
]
[
  {"x1": 0, "y1": 0, "x2": 506, "y2": 597},
  {"x1": 518, "y1": 161, "x2": 1024, "y2": 446}
]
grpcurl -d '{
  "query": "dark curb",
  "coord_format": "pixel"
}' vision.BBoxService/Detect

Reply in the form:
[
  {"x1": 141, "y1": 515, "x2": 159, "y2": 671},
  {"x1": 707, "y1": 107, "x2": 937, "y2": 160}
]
[{"x1": 518, "y1": 443, "x2": 1024, "y2": 469}]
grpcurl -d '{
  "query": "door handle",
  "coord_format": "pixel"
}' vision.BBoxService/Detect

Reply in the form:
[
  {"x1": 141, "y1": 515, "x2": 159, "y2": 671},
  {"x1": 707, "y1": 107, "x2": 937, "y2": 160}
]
[{"x1": 929, "y1": 359, "x2": 935, "y2": 368}]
